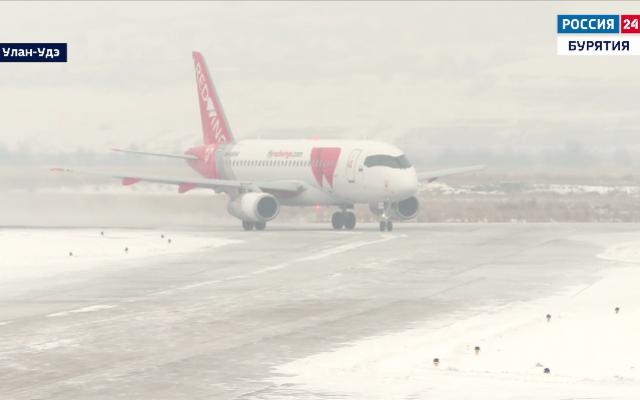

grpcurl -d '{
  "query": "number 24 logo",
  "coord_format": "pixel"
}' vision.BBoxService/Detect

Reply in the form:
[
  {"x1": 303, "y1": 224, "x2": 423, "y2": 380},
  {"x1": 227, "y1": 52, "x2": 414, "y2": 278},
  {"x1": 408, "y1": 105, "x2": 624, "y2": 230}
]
[{"x1": 623, "y1": 18, "x2": 639, "y2": 30}]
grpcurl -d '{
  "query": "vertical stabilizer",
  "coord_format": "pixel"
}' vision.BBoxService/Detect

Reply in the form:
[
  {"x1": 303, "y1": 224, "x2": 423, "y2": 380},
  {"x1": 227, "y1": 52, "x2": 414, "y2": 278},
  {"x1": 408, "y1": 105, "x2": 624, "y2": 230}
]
[{"x1": 192, "y1": 51, "x2": 234, "y2": 144}]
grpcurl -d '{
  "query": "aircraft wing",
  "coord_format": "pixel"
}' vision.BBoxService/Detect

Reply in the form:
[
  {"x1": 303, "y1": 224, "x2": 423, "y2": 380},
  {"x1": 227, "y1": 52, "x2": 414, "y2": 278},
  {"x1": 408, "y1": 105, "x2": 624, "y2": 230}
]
[
  {"x1": 417, "y1": 165, "x2": 485, "y2": 183},
  {"x1": 51, "y1": 168, "x2": 306, "y2": 194}
]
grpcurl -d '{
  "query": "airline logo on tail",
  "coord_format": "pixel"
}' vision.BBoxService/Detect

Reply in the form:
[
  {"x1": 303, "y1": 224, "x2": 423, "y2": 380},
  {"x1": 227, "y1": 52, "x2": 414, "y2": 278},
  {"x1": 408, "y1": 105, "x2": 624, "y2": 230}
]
[{"x1": 193, "y1": 51, "x2": 234, "y2": 145}]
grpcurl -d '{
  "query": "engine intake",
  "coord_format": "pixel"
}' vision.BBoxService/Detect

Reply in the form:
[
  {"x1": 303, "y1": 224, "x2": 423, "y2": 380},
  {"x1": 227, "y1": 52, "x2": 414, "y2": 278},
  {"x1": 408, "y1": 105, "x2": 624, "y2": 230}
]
[{"x1": 227, "y1": 193, "x2": 280, "y2": 222}]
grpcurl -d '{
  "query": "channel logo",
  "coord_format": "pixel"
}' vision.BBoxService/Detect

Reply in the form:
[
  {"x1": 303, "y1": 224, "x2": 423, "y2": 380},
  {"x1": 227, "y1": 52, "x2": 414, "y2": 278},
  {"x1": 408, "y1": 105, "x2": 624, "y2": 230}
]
[
  {"x1": 558, "y1": 14, "x2": 640, "y2": 34},
  {"x1": 557, "y1": 14, "x2": 640, "y2": 55}
]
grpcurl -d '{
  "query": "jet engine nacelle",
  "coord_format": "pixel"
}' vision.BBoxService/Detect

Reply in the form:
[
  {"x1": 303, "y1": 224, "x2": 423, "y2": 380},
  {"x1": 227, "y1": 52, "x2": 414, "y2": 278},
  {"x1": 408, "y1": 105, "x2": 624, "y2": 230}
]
[
  {"x1": 369, "y1": 196, "x2": 419, "y2": 220},
  {"x1": 227, "y1": 192, "x2": 280, "y2": 223}
]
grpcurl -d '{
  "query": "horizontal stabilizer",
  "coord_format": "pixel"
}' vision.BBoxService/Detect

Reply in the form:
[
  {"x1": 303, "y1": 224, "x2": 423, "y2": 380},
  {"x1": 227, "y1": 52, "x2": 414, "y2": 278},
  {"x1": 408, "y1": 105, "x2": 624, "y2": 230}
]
[
  {"x1": 122, "y1": 177, "x2": 141, "y2": 186},
  {"x1": 178, "y1": 183, "x2": 197, "y2": 194},
  {"x1": 112, "y1": 148, "x2": 198, "y2": 161}
]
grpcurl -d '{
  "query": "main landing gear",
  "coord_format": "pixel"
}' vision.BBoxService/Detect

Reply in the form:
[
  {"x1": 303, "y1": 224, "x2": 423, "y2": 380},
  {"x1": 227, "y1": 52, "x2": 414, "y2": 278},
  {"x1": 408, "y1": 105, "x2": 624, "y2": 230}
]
[
  {"x1": 331, "y1": 210, "x2": 356, "y2": 230},
  {"x1": 242, "y1": 221, "x2": 266, "y2": 231}
]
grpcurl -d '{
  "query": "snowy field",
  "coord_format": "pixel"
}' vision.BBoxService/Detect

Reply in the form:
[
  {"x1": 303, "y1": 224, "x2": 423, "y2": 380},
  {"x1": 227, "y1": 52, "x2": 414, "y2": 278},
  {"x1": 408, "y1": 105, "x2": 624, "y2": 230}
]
[
  {"x1": 266, "y1": 233, "x2": 640, "y2": 399},
  {"x1": 1, "y1": 224, "x2": 639, "y2": 399}
]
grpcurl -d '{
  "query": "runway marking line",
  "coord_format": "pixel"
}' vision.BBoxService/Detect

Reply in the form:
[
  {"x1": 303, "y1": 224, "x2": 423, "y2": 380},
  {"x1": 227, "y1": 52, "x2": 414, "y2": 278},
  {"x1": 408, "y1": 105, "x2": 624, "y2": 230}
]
[
  {"x1": 146, "y1": 234, "x2": 404, "y2": 297},
  {"x1": 296, "y1": 235, "x2": 402, "y2": 262},
  {"x1": 47, "y1": 304, "x2": 116, "y2": 318}
]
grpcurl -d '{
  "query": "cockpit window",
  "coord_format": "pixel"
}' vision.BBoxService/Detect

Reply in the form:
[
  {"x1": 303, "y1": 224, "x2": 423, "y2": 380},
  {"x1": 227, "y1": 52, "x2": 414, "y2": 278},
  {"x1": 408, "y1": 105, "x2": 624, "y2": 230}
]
[{"x1": 364, "y1": 154, "x2": 412, "y2": 169}]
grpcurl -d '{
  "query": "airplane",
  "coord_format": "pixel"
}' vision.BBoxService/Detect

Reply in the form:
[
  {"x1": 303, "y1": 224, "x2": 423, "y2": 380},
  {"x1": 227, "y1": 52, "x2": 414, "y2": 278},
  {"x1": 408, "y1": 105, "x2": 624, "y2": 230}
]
[{"x1": 55, "y1": 51, "x2": 484, "y2": 232}]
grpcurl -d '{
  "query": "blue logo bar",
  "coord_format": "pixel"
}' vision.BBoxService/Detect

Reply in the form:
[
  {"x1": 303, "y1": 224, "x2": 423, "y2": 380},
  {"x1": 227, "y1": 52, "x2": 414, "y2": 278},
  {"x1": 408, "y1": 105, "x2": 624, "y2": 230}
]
[
  {"x1": 557, "y1": 15, "x2": 619, "y2": 34},
  {"x1": 0, "y1": 43, "x2": 67, "y2": 62}
]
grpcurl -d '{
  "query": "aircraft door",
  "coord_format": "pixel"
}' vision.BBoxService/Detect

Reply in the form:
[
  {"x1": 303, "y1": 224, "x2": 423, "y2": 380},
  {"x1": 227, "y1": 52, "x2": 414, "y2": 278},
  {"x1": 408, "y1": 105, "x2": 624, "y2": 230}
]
[{"x1": 346, "y1": 149, "x2": 362, "y2": 183}]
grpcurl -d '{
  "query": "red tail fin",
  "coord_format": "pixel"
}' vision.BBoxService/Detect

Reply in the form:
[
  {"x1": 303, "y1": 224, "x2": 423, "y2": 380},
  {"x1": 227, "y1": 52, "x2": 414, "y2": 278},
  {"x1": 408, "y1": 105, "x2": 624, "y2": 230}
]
[{"x1": 192, "y1": 51, "x2": 234, "y2": 145}]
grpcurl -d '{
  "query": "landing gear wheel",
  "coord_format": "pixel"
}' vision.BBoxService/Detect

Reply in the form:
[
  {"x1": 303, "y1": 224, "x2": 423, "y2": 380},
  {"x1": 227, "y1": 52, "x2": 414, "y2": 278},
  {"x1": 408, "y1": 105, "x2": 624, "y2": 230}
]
[
  {"x1": 379, "y1": 220, "x2": 393, "y2": 232},
  {"x1": 242, "y1": 221, "x2": 254, "y2": 231},
  {"x1": 343, "y1": 211, "x2": 356, "y2": 230},
  {"x1": 331, "y1": 212, "x2": 345, "y2": 230},
  {"x1": 254, "y1": 221, "x2": 266, "y2": 231},
  {"x1": 379, "y1": 221, "x2": 387, "y2": 232}
]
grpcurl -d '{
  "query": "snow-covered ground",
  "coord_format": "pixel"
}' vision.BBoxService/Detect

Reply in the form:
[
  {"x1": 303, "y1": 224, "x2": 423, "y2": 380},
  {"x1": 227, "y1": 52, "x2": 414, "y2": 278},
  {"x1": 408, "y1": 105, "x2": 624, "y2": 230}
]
[
  {"x1": 267, "y1": 237, "x2": 640, "y2": 399},
  {"x1": 0, "y1": 229, "x2": 241, "y2": 284},
  {"x1": 426, "y1": 181, "x2": 640, "y2": 196}
]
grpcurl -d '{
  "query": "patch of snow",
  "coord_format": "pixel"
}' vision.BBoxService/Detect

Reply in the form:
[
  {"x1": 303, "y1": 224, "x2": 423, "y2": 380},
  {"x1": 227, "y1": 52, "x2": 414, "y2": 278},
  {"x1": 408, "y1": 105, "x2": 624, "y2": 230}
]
[
  {"x1": 424, "y1": 182, "x2": 640, "y2": 197},
  {"x1": 534, "y1": 184, "x2": 640, "y2": 196},
  {"x1": 598, "y1": 241, "x2": 640, "y2": 264}
]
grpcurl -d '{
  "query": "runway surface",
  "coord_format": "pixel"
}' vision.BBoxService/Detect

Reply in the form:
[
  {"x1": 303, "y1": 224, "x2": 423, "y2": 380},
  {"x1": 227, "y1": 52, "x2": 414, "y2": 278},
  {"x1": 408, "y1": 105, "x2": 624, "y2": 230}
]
[{"x1": 1, "y1": 223, "x2": 639, "y2": 399}]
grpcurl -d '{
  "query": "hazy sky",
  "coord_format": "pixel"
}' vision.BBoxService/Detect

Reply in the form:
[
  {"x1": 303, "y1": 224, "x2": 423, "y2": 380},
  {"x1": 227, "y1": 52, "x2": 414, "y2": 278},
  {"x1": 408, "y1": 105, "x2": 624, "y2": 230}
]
[{"x1": 1, "y1": 1, "x2": 639, "y2": 156}]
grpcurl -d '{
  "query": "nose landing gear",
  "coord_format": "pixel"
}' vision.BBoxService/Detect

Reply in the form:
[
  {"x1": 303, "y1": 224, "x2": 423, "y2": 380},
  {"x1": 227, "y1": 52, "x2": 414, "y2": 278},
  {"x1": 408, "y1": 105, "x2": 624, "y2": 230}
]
[
  {"x1": 242, "y1": 221, "x2": 254, "y2": 231},
  {"x1": 378, "y1": 201, "x2": 394, "y2": 232},
  {"x1": 379, "y1": 220, "x2": 393, "y2": 232},
  {"x1": 331, "y1": 210, "x2": 356, "y2": 230}
]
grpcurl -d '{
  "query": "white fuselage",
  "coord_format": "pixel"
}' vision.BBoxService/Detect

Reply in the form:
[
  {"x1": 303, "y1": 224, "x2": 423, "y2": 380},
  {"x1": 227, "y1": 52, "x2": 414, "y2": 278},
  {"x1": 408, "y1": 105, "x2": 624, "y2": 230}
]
[{"x1": 212, "y1": 139, "x2": 418, "y2": 206}]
